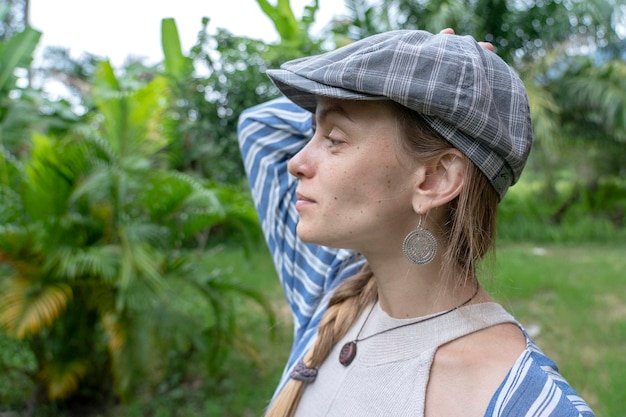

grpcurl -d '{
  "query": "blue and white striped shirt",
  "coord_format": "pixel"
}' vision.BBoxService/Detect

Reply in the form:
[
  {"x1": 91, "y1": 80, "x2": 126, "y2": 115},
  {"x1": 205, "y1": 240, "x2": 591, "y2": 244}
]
[{"x1": 237, "y1": 97, "x2": 595, "y2": 416}]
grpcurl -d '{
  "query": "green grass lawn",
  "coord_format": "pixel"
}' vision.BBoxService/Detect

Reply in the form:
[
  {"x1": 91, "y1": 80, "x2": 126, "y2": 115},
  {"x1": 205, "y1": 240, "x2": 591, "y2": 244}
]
[
  {"x1": 486, "y1": 244, "x2": 626, "y2": 417},
  {"x1": 1, "y1": 243, "x2": 624, "y2": 416}
]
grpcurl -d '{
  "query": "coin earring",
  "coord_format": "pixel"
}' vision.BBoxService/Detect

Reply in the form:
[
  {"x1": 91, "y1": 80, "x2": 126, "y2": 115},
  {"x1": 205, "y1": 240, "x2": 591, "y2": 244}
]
[{"x1": 402, "y1": 214, "x2": 438, "y2": 265}]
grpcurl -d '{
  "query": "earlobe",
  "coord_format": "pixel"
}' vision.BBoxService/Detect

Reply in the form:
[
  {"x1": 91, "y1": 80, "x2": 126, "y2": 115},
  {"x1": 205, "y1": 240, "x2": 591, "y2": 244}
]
[{"x1": 411, "y1": 150, "x2": 466, "y2": 213}]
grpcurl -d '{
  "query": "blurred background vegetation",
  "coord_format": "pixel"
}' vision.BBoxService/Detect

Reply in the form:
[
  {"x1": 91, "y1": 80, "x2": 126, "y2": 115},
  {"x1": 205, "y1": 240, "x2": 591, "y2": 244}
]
[{"x1": 0, "y1": 0, "x2": 624, "y2": 416}]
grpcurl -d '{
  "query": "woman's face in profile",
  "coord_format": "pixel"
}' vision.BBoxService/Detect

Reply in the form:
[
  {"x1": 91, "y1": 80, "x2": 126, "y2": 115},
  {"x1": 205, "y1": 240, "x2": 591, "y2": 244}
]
[{"x1": 287, "y1": 97, "x2": 420, "y2": 256}]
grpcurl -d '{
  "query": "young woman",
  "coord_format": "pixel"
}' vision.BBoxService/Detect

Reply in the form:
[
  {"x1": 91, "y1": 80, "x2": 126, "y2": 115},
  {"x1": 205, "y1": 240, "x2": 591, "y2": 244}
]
[{"x1": 238, "y1": 30, "x2": 595, "y2": 417}]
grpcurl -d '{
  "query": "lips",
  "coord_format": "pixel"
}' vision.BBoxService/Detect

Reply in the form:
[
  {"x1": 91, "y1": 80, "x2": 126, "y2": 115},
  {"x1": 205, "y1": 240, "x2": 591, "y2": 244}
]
[
  {"x1": 296, "y1": 192, "x2": 314, "y2": 202},
  {"x1": 295, "y1": 192, "x2": 316, "y2": 210}
]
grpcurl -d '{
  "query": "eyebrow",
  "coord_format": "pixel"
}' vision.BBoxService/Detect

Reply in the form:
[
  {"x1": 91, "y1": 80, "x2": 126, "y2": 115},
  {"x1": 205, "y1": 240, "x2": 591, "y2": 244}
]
[{"x1": 315, "y1": 103, "x2": 355, "y2": 124}]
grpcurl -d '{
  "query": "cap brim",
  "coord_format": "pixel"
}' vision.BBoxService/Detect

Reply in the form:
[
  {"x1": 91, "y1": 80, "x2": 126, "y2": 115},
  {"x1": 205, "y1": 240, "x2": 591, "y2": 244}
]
[{"x1": 267, "y1": 69, "x2": 384, "y2": 114}]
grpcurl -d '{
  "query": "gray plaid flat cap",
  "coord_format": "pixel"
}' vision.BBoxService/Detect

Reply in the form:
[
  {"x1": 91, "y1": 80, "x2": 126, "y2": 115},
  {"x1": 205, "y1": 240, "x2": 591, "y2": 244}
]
[{"x1": 266, "y1": 30, "x2": 533, "y2": 199}]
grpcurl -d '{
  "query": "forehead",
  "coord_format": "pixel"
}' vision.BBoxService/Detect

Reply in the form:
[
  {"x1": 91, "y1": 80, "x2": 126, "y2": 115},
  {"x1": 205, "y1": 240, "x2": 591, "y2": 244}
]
[
  {"x1": 316, "y1": 97, "x2": 395, "y2": 117},
  {"x1": 315, "y1": 98, "x2": 354, "y2": 124}
]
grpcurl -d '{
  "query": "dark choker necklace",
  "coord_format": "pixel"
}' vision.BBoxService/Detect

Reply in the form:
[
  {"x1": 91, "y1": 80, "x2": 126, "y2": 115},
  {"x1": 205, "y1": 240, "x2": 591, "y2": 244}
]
[{"x1": 339, "y1": 284, "x2": 480, "y2": 366}]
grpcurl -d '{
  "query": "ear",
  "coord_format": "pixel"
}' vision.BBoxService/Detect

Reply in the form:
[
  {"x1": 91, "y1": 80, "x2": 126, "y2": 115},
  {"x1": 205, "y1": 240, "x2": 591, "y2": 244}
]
[{"x1": 412, "y1": 149, "x2": 467, "y2": 213}]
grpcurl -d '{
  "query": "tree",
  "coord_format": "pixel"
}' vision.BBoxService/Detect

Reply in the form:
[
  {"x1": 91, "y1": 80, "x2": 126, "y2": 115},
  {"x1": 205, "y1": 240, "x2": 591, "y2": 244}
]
[
  {"x1": 161, "y1": 0, "x2": 325, "y2": 183},
  {"x1": 331, "y1": 0, "x2": 623, "y2": 64},
  {"x1": 0, "y1": 21, "x2": 271, "y2": 410},
  {"x1": 0, "y1": 21, "x2": 82, "y2": 161},
  {"x1": 0, "y1": 0, "x2": 28, "y2": 40}
]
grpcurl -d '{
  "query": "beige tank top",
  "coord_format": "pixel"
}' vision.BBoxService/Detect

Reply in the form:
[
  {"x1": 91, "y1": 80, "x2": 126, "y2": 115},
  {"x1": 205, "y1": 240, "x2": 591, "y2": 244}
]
[{"x1": 294, "y1": 302, "x2": 517, "y2": 417}]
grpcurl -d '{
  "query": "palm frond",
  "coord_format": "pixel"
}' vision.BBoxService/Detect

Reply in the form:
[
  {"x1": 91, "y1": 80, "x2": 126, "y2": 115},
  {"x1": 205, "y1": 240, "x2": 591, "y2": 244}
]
[
  {"x1": 525, "y1": 81, "x2": 563, "y2": 152},
  {"x1": 422, "y1": 0, "x2": 474, "y2": 34},
  {"x1": 101, "y1": 312, "x2": 125, "y2": 356},
  {"x1": 0, "y1": 277, "x2": 73, "y2": 339},
  {"x1": 115, "y1": 225, "x2": 169, "y2": 310},
  {"x1": 101, "y1": 310, "x2": 154, "y2": 401},
  {"x1": 137, "y1": 170, "x2": 195, "y2": 219},
  {"x1": 92, "y1": 61, "x2": 172, "y2": 160},
  {"x1": 69, "y1": 164, "x2": 114, "y2": 206},
  {"x1": 128, "y1": 76, "x2": 172, "y2": 157},
  {"x1": 46, "y1": 245, "x2": 120, "y2": 282},
  {"x1": 23, "y1": 134, "x2": 74, "y2": 221},
  {"x1": 0, "y1": 144, "x2": 25, "y2": 191},
  {"x1": 40, "y1": 358, "x2": 89, "y2": 400},
  {"x1": 558, "y1": 59, "x2": 626, "y2": 141},
  {"x1": 206, "y1": 278, "x2": 277, "y2": 337}
]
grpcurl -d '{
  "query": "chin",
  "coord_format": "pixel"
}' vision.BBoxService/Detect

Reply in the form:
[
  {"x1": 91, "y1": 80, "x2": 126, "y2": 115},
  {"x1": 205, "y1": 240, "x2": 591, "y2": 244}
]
[
  {"x1": 296, "y1": 226, "x2": 352, "y2": 251},
  {"x1": 296, "y1": 230, "x2": 323, "y2": 245},
  {"x1": 297, "y1": 225, "x2": 331, "y2": 246}
]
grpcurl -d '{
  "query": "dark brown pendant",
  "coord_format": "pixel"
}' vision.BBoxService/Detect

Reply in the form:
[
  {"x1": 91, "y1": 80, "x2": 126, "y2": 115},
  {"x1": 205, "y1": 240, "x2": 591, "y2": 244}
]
[{"x1": 339, "y1": 341, "x2": 357, "y2": 366}]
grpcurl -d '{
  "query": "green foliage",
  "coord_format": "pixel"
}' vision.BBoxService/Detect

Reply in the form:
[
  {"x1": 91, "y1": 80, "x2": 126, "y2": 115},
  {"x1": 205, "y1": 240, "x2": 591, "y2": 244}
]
[
  {"x1": 161, "y1": 18, "x2": 194, "y2": 80},
  {"x1": 0, "y1": 26, "x2": 81, "y2": 157},
  {"x1": 160, "y1": 18, "x2": 262, "y2": 182},
  {"x1": 0, "y1": 0, "x2": 28, "y2": 39},
  {"x1": 557, "y1": 57, "x2": 626, "y2": 143},
  {"x1": 1, "y1": 246, "x2": 285, "y2": 416},
  {"x1": 334, "y1": 0, "x2": 623, "y2": 63},
  {"x1": 0, "y1": 26, "x2": 39, "y2": 93},
  {"x1": 0, "y1": 25, "x2": 40, "y2": 154},
  {"x1": 255, "y1": 0, "x2": 320, "y2": 47},
  {"x1": 257, "y1": 0, "x2": 302, "y2": 42},
  {"x1": 497, "y1": 173, "x2": 626, "y2": 243},
  {"x1": 161, "y1": 14, "x2": 322, "y2": 183},
  {"x1": 0, "y1": 27, "x2": 269, "y2": 409},
  {"x1": 0, "y1": 332, "x2": 35, "y2": 408}
]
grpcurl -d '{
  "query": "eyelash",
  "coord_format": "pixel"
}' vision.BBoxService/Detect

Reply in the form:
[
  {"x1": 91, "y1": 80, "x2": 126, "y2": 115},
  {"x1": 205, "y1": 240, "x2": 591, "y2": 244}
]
[
  {"x1": 322, "y1": 128, "x2": 344, "y2": 148},
  {"x1": 325, "y1": 136, "x2": 343, "y2": 147}
]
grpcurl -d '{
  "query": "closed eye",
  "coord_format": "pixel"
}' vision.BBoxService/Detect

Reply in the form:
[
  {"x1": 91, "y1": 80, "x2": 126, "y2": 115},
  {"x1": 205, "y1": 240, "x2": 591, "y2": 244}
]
[
  {"x1": 324, "y1": 128, "x2": 347, "y2": 148},
  {"x1": 326, "y1": 137, "x2": 344, "y2": 147}
]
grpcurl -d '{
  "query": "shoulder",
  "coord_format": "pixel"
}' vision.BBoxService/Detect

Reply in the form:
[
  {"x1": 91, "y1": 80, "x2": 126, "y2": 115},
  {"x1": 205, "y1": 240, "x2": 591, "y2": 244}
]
[
  {"x1": 487, "y1": 337, "x2": 595, "y2": 416},
  {"x1": 428, "y1": 322, "x2": 527, "y2": 417},
  {"x1": 429, "y1": 319, "x2": 594, "y2": 417}
]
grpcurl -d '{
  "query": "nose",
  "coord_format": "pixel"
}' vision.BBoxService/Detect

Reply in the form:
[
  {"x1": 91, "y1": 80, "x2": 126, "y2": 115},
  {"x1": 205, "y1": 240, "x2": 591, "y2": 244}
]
[{"x1": 288, "y1": 139, "x2": 315, "y2": 179}]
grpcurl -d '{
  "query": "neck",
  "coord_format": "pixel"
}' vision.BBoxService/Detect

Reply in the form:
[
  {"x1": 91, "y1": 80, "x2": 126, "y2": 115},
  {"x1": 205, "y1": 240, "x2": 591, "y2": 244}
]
[{"x1": 364, "y1": 253, "x2": 483, "y2": 319}]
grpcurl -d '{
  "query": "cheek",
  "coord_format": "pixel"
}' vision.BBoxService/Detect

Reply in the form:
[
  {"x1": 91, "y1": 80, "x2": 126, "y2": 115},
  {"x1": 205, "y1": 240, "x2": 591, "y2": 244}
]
[
  {"x1": 332, "y1": 167, "x2": 407, "y2": 211},
  {"x1": 324, "y1": 143, "x2": 411, "y2": 208},
  {"x1": 365, "y1": 163, "x2": 407, "y2": 197}
]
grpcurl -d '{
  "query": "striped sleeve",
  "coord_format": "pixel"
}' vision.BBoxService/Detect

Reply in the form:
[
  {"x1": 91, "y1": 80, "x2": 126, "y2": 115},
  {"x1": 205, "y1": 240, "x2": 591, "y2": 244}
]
[
  {"x1": 237, "y1": 97, "x2": 357, "y2": 340},
  {"x1": 486, "y1": 337, "x2": 595, "y2": 417}
]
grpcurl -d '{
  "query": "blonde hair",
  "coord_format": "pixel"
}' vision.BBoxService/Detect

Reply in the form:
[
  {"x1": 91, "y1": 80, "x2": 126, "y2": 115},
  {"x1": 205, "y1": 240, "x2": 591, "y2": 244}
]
[
  {"x1": 392, "y1": 102, "x2": 499, "y2": 283},
  {"x1": 266, "y1": 102, "x2": 499, "y2": 417}
]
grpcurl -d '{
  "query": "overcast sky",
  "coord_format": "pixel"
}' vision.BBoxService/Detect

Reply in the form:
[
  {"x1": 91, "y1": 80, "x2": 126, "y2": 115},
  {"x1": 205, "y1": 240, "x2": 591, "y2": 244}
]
[{"x1": 28, "y1": 0, "x2": 347, "y2": 65}]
